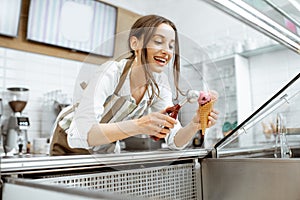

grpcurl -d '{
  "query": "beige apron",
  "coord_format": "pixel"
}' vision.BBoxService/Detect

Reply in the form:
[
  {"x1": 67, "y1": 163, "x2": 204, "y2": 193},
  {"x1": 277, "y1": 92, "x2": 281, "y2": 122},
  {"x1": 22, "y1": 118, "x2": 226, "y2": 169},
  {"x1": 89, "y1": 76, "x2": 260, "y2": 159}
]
[{"x1": 50, "y1": 59, "x2": 150, "y2": 156}]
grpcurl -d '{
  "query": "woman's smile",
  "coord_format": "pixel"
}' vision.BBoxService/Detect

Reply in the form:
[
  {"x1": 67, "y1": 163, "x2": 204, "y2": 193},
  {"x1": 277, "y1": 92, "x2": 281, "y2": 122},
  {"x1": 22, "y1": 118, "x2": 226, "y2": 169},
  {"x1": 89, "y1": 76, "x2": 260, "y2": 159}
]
[{"x1": 153, "y1": 55, "x2": 168, "y2": 66}]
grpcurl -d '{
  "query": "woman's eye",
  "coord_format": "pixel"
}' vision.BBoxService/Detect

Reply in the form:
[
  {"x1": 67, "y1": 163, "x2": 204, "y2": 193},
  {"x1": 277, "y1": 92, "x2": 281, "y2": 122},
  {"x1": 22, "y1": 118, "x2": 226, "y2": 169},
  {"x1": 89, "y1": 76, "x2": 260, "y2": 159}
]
[
  {"x1": 154, "y1": 41, "x2": 162, "y2": 45},
  {"x1": 169, "y1": 45, "x2": 174, "y2": 50}
]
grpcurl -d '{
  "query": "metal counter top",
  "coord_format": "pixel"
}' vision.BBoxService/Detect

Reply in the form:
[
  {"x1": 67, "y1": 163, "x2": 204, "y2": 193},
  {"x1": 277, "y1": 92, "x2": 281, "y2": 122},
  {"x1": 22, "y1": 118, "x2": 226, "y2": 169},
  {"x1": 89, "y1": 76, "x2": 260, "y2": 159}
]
[
  {"x1": 0, "y1": 148, "x2": 208, "y2": 175},
  {"x1": 2, "y1": 143, "x2": 300, "y2": 175}
]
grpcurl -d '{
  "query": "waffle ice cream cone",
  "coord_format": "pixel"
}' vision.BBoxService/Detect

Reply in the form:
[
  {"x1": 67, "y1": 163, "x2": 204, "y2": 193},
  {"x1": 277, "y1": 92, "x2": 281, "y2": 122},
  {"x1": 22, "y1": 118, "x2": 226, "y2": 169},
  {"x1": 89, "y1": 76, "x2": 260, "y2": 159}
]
[{"x1": 198, "y1": 99, "x2": 216, "y2": 135}]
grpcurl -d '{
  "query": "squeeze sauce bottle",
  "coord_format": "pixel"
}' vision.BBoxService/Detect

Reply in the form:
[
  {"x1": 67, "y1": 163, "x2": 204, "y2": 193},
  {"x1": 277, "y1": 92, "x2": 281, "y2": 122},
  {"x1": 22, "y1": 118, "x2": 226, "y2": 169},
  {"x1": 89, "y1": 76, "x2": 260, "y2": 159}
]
[{"x1": 151, "y1": 104, "x2": 181, "y2": 141}]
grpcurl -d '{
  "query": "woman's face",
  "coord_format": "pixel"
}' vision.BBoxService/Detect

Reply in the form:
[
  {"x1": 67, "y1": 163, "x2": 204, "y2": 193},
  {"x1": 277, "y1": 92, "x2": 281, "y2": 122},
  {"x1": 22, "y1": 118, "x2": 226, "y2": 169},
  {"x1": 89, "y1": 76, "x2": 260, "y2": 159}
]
[{"x1": 145, "y1": 23, "x2": 176, "y2": 73}]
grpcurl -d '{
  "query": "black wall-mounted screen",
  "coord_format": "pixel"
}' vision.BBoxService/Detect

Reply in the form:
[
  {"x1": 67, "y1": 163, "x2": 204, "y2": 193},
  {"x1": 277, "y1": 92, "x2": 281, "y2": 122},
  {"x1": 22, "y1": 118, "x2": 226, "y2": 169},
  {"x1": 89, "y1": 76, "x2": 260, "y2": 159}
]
[
  {"x1": 27, "y1": 0, "x2": 117, "y2": 57},
  {"x1": 0, "y1": 0, "x2": 22, "y2": 37}
]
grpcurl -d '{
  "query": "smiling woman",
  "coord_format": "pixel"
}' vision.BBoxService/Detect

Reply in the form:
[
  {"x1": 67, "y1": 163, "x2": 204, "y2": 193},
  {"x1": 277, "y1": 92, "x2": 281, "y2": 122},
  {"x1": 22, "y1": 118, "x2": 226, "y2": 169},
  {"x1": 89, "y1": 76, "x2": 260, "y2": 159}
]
[{"x1": 49, "y1": 14, "x2": 219, "y2": 156}]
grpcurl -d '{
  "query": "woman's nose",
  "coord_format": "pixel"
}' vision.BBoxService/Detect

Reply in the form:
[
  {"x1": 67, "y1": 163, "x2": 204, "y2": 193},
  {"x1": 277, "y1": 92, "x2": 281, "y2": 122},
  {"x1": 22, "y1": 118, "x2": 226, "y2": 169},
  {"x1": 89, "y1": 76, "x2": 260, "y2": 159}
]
[{"x1": 161, "y1": 46, "x2": 173, "y2": 55}]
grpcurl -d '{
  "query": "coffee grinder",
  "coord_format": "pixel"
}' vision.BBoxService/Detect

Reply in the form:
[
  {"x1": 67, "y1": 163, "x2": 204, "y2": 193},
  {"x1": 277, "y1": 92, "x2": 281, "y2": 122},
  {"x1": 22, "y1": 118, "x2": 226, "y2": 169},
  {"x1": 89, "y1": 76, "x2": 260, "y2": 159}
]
[{"x1": 3, "y1": 87, "x2": 30, "y2": 155}]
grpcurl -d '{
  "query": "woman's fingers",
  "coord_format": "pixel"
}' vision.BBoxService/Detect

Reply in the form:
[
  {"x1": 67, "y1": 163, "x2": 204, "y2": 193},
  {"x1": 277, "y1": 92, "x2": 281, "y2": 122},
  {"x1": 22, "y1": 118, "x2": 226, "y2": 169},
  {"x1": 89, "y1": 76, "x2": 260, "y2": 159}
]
[
  {"x1": 153, "y1": 126, "x2": 171, "y2": 138},
  {"x1": 153, "y1": 120, "x2": 174, "y2": 134},
  {"x1": 155, "y1": 111, "x2": 177, "y2": 128},
  {"x1": 153, "y1": 111, "x2": 177, "y2": 137},
  {"x1": 157, "y1": 118, "x2": 175, "y2": 129},
  {"x1": 137, "y1": 110, "x2": 177, "y2": 138},
  {"x1": 207, "y1": 109, "x2": 219, "y2": 127},
  {"x1": 210, "y1": 109, "x2": 219, "y2": 119}
]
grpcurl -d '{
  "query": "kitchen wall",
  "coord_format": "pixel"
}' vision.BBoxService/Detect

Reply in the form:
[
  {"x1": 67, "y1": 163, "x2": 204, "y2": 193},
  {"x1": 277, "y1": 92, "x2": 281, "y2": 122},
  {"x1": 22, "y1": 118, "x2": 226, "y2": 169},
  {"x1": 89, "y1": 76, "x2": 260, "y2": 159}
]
[
  {"x1": 249, "y1": 49, "x2": 300, "y2": 143},
  {"x1": 250, "y1": 49, "x2": 300, "y2": 108},
  {"x1": 0, "y1": 47, "x2": 83, "y2": 141}
]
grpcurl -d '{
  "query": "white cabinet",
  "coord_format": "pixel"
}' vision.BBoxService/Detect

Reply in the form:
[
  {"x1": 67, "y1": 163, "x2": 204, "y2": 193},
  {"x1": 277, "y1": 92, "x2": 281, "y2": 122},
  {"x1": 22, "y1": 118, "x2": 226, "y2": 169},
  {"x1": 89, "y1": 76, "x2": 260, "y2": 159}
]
[
  {"x1": 205, "y1": 54, "x2": 253, "y2": 147},
  {"x1": 180, "y1": 54, "x2": 253, "y2": 147}
]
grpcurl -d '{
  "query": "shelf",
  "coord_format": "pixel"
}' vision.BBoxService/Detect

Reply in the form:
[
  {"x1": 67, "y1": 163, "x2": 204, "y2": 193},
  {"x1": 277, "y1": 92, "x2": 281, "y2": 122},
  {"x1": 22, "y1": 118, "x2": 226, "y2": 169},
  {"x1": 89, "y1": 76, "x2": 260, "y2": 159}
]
[
  {"x1": 206, "y1": 44, "x2": 283, "y2": 64},
  {"x1": 241, "y1": 44, "x2": 284, "y2": 57}
]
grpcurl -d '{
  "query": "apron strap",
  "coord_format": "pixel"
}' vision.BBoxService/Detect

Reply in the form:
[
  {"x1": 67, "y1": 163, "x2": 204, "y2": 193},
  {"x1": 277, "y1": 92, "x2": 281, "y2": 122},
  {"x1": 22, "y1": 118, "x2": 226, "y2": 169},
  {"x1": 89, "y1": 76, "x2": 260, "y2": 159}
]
[
  {"x1": 100, "y1": 97, "x2": 127, "y2": 123},
  {"x1": 102, "y1": 59, "x2": 134, "y2": 110},
  {"x1": 113, "y1": 58, "x2": 155, "y2": 109},
  {"x1": 113, "y1": 59, "x2": 134, "y2": 95}
]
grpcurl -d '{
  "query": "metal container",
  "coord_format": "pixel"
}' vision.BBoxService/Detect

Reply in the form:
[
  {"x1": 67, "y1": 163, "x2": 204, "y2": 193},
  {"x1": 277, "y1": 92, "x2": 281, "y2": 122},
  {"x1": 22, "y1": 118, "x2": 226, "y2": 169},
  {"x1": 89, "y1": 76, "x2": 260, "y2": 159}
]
[{"x1": 123, "y1": 136, "x2": 163, "y2": 151}]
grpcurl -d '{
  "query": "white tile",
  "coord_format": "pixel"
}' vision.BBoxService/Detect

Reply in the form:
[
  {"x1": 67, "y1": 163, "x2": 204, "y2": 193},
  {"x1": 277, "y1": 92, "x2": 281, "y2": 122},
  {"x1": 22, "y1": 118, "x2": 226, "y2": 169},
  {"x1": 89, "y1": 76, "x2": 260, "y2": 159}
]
[
  {"x1": 0, "y1": 47, "x2": 5, "y2": 55},
  {"x1": 6, "y1": 48, "x2": 29, "y2": 59},
  {"x1": 5, "y1": 78, "x2": 29, "y2": 88},
  {"x1": 5, "y1": 59, "x2": 28, "y2": 70},
  {"x1": 0, "y1": 58, "x2": 4, "y2": 67},
  {"x1": 0, "y1": 69, "x2": 4, "y2": 77},
  {"x1": 8, "y1": 50, "x2": 43, "y2": 63}
]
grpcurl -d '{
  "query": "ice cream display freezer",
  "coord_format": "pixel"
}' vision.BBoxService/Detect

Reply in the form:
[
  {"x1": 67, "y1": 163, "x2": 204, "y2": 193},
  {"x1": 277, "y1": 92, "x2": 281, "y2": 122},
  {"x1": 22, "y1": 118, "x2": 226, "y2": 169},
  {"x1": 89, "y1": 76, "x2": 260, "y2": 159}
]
[
  {"x1": 1, "y1": 149, "x2": 205, "y2": 200},
  {"x1": 2, "y1": 145, "x2": 300, "y2": 200}
]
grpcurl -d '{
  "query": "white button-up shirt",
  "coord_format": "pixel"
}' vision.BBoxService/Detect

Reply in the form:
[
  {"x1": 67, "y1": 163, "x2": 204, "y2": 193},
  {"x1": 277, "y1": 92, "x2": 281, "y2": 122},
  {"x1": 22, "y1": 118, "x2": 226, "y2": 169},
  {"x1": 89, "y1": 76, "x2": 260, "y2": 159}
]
[{"x1": 64, "y1": 59, "x2": 186, "y2": 151}]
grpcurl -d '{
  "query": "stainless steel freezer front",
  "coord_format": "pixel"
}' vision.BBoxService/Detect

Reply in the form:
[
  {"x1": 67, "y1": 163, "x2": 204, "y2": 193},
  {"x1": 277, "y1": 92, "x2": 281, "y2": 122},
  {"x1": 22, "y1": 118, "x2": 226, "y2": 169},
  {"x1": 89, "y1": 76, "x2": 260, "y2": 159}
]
[
  {"x1": 202, "y1": 157, "x2": 300, "y2": 200},
  {"x1": 0, "y1": 149, "x2": 206, "y2": 200}
]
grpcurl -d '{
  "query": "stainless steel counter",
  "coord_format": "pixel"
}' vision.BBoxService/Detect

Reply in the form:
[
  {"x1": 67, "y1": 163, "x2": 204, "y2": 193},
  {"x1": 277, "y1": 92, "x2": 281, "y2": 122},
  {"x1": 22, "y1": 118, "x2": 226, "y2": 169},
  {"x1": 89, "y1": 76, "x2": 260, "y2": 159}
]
[
  {"x1": 2, "y1": 145, "x2": 300, "y2": 200},
  {"x1": 1, "y1": 148, "x2": 207, "y2": 199},
  {"x1": 2, "y1": 143, "x2": 299, "y2": 175},
  {"x1": 0, "y1": 148, "x2": 208, "y2": 175}
]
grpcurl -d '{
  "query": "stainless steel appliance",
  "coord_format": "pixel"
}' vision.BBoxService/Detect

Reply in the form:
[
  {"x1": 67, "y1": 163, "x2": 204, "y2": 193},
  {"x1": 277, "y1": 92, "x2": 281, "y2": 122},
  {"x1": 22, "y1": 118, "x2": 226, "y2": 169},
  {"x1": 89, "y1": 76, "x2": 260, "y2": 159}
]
[
  {"x1": 3, "y1": 87, "x2": 30, "y2": 155},
  {"x1": 0, "y1": 97, "x2": 3, "y2": 154}
]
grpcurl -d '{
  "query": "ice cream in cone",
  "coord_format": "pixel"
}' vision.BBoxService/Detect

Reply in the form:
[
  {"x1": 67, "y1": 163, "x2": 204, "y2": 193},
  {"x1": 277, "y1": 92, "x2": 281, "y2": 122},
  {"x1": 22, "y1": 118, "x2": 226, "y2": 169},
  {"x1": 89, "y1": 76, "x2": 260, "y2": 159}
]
[{"x1": 197, "y1": 91, "x2": 216, "y2": 135}]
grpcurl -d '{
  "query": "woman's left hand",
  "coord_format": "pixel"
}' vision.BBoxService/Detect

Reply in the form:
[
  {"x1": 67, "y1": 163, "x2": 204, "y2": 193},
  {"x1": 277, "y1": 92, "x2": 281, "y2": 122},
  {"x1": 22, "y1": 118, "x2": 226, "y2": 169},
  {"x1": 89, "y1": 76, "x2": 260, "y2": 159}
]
[
  {"x1": 207, "y1": 108, "x2": 219, "y2": 128},
  {"x1": 193, "y1": 90, "x2": 219, "y2": 129},
  {"x1": 192, "y1": 108, "x2": 219, "y2": 130}
]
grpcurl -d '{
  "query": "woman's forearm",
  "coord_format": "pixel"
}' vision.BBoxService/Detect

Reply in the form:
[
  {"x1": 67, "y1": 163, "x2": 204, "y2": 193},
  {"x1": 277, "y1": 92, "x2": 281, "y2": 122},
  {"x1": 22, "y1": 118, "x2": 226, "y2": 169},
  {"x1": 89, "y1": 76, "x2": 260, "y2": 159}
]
[
  {"x1": 87, "y1": 120, "x2": 139, "y2": 146},
  {"x1": 174, "y1": 121, "x2": 199, "y2": 148},
  {"x1": 87, "y1": 110, "x2": 178, "y2": 147}
]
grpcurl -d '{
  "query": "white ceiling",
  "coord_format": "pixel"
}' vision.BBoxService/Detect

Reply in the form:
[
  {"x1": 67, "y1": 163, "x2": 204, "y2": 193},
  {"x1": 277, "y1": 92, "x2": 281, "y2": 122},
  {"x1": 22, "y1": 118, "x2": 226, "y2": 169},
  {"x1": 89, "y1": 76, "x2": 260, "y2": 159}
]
[{"x1": 101, "y1": 0, "x2": 246, "y2": 46}]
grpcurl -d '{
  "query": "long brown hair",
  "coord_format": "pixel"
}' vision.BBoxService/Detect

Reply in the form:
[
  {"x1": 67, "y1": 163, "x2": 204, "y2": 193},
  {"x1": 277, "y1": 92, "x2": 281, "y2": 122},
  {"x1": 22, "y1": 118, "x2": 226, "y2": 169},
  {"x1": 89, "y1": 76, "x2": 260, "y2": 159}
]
[{"x1": 127, "y1": 14, "x2": 182, "y2": 100}]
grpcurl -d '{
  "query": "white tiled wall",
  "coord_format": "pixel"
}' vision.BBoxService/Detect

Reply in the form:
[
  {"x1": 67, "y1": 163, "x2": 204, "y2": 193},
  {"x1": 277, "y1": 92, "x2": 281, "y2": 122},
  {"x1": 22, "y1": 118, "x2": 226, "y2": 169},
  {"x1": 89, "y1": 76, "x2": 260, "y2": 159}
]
[
  {"x1": 249, "y1": 49, "x2": 300, "y2": 143},
  {"x1": 249, "y1": 49, "x2": 300, "y2": 109},
  {"x1": 0, "y1": 47, "x2": 82, "y2": 141}
]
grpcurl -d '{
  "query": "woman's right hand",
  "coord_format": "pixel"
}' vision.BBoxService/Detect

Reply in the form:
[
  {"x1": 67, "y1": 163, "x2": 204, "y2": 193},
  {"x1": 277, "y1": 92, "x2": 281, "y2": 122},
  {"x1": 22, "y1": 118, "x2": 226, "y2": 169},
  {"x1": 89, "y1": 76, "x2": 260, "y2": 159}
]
[{"x1": 135, "y1": 110, "x2": 177, "y2": 139}]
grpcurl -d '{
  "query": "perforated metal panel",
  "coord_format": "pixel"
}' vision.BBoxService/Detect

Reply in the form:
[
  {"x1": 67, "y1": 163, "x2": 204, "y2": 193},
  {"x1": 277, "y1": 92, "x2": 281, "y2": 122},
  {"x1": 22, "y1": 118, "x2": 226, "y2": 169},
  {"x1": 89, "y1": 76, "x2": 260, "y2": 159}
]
[{"x1": 32, "y1": 163, "x2": 198, "y2": 200}]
